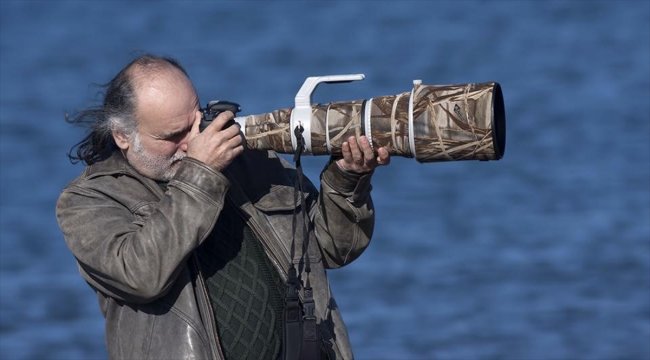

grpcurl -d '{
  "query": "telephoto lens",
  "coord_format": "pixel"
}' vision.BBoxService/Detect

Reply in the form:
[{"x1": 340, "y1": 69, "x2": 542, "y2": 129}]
[{"x1": 229, "y1": 78, "x2": 505, "y2": 163}]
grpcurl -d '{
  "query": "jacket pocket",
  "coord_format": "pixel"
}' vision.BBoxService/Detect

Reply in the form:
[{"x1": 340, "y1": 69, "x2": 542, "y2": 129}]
[
  {"x1": 252, "y1": 184, "x2": 309, "y2": 212},
  {"x1": 252, "y1": 185, "x2": 322, "y2": 263}
]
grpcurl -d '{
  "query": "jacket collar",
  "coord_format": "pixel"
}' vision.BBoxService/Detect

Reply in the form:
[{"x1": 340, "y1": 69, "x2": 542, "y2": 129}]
[
  {"x1": 84, "y1": 151, "x2": 165, "y2": 198},
  {"x1": 84, "y1": 151, "x2": 133, "y2": 179}
]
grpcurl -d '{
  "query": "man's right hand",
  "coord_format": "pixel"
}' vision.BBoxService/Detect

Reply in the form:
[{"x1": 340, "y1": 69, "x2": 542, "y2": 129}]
[{"x1": 186, "y1": 110, "x2": 244, "y2": 172}]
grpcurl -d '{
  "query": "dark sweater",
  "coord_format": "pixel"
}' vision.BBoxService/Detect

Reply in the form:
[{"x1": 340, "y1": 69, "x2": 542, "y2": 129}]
[{"x1": 197, "y1": 200, "x2": 285, "y2": 360}]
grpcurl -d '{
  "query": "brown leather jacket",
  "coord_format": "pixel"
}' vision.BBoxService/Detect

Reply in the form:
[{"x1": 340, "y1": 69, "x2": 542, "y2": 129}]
[{"x1": 56, "y1": 150, "x2": 375, "y2": 359}]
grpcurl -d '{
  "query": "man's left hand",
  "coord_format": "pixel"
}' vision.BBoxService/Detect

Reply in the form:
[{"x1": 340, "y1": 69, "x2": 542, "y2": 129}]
[{"x1": 336, "y1": 135, "x2": 390, "y2": 174}]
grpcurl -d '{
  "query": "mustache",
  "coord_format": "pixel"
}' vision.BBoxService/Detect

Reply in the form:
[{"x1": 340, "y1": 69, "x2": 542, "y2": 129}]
[{"x1": 171, "y1": 152, "x2": 186, "y2": 163}]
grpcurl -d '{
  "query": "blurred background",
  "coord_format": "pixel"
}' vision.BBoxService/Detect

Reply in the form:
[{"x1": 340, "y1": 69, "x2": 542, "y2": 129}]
[{"x1": 1, "y1": 1, "x2": 648, "y2": 359}]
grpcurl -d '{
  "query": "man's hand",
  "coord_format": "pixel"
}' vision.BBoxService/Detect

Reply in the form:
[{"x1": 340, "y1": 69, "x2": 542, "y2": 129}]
[
  {"x1": 336, "y1": 135, "x2": 390, "y2": 174},
  {"x1": 186, "y1": 110, "x2": 244, "y2": 171}
]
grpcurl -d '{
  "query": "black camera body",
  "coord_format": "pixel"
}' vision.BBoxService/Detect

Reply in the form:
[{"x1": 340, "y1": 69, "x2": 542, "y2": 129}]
[{"x1": 199, "y1": 100, "x2": 241, "y2": 131}]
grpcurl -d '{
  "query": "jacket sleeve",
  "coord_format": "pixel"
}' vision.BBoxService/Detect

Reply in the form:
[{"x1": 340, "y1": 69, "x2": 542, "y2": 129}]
[
  {"x1": 312, "y1": 160, "x2": 375, "y2": 268},
  {"x1": 56, "y1": 158, "x2": 228, "y2": 304}
]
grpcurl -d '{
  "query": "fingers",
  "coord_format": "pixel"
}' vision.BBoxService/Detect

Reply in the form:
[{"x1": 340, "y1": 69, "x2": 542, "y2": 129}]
[
  {"x1": 205, "y1": 110, "x2": 236, "y2": 132},
  {"x1": 358, "y1": 136, "x2": 378, "y2": 169},
  {"x1": 337, "y1": 135, "x2": 382, "y2": 173},
  {"x1": 336, "y1": 135, "x2": 392, "y2": 173},
  {"x1": 347, "y1": 136, "x2": 364, "y2": 165},
  {"x1": 377, "y1": 147, "x2": 391, "y2": 165},
  {"x1": 226, "y1": 131, "x2": 244, "y2": 149},
  {"x1": 348, "y1": 136, "x2": 376, "y2": 167},
  {"x1": 186, "y1": 110, "x2": 244, "y2": 171},
  {"x1": 216, "y1": 125, "x2": 244, "y2": 157},
  {"x1": 203, "y1": 110, "x2": 241, "y2": 143},
  {"x1": 190, "y1": 110, "x2": 202, "y2": 137}
]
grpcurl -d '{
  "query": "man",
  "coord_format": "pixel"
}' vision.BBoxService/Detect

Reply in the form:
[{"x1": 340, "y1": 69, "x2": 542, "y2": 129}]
[{"x1": 56, "y1": 54, "x2": 389, "y2": 359}]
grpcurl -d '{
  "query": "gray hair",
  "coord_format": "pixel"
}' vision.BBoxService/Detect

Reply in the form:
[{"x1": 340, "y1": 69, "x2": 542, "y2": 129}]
[{"x1": 66, "y1": 54, "x2": 189, "y2": 165}]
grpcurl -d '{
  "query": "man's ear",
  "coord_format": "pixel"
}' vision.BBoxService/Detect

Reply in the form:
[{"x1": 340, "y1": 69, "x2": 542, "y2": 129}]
[{"x1": 112, "y1": 130, "x2": 130, "y2": 150}]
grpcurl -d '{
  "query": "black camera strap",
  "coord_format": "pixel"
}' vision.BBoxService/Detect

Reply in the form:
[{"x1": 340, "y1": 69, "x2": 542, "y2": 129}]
[{"x1": 282, "y1": 124, "x2": 320, "y2": 360}]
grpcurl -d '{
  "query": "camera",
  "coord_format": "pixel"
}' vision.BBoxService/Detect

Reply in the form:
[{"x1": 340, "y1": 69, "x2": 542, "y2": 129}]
[{"x1": 199, "y1": 100, "x2": 241, "y2": 131}]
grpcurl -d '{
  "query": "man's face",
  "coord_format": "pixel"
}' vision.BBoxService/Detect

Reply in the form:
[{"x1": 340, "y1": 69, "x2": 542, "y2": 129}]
[{"x1": 124, "y1": 67, "x2": 199, "y2": 181}]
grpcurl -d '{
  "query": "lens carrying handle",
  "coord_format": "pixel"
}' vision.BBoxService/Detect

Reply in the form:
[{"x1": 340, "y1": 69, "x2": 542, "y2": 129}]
[{"x1": 290, "y1": 74, "x2": 365, "y2": 154}]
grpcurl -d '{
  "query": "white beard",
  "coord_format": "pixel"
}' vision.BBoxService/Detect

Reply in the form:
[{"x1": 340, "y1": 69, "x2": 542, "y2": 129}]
[{"x1": 130, "y1": 133, "x2": 186, "y2": 181}]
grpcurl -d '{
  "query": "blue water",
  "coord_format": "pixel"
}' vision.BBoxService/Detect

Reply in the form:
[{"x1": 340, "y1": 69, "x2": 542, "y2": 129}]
[{"x1": 1, "y1": 1, "x2": 649, "y2": 359}]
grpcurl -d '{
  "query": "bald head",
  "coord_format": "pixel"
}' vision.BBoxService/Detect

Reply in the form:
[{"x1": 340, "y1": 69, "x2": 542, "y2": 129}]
[{"x1": 129, "y1": 62, "x2": 198, "y2": 133}]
